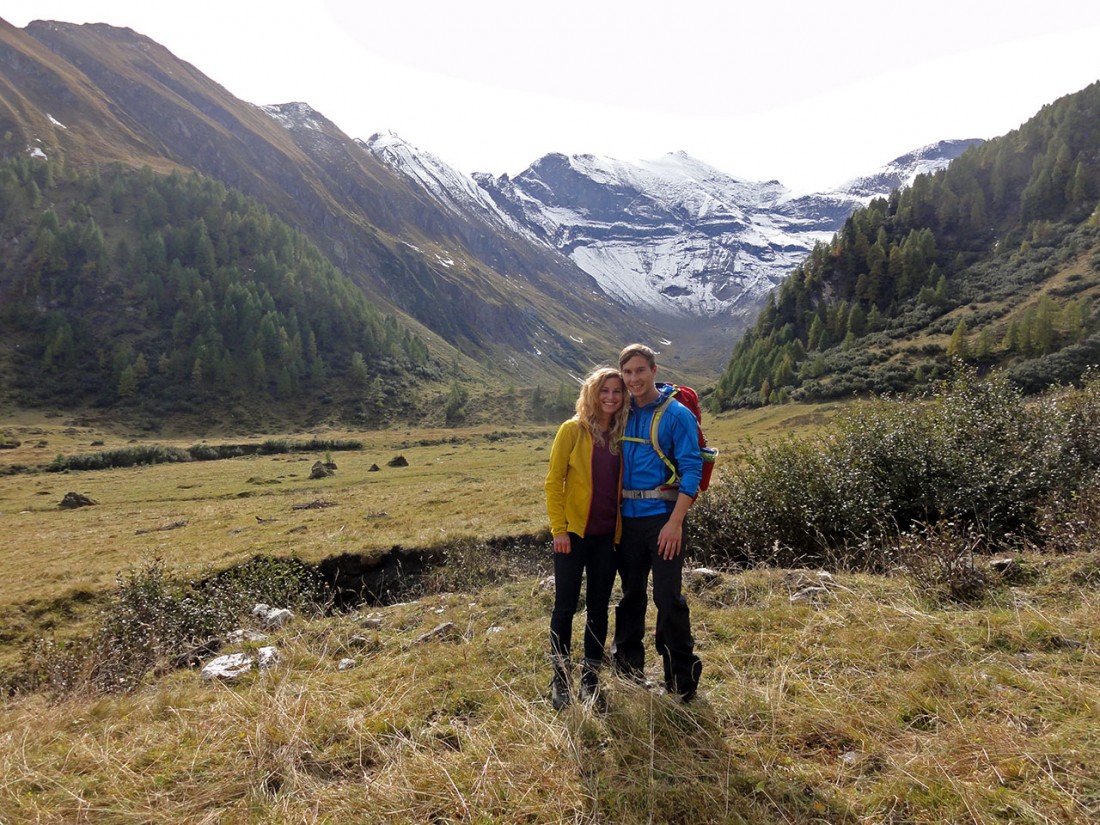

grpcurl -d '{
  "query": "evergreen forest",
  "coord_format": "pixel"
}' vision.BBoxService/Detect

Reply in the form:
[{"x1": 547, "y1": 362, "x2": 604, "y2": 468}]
[
  {"x1": 0, "y1": 158, "x2": 433, "y2": 425},
  {"x1": 714, "y1": 81, "x2": 1100, "y2": 408}
]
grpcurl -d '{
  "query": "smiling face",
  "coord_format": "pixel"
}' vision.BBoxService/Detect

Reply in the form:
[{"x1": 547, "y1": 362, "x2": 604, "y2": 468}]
[
  {"x1": 597, "y1": 375, "x2": 625, "y2": 423},
  {"x1": 620, "y1": 354, "x2": 659, "y2": 405}
]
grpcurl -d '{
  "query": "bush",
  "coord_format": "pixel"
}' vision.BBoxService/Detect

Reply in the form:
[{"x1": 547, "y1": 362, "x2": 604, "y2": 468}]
[
  {"x1": 891, "y1": 521, "x2": 992, "y2": 603},
  {"x1": 17, "y1": 556, "x2": 329, "y2": 695},
  {"x1": 691, "y1": 368, "x2": 1100, "y2": 570},
  {"x1": 48, "y1": 445, "x2": 192, "y2": 471},
  {"x1": 46, "y1": 439, "x2": 364, "y2": 471}
]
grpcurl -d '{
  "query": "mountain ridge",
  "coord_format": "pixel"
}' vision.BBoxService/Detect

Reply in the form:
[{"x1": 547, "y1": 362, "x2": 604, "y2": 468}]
[
  {"x1": 712, "y1": 81, "x2": 1100, "y2": 407},
  {"x1": 0, "y1": 18, "x2": 653, "y2": 392},
  {"x1": 365, "y1": 133, "x2": 979, "y2": 371}
]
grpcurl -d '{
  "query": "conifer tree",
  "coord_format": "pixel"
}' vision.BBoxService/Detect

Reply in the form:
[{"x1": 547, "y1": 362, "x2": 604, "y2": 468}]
[{"x1": 947, "y1": 319, "x2": 971, "y2": 361}]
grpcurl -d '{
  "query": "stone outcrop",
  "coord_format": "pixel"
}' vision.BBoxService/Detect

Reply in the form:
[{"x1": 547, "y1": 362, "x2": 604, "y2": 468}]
[{"x1": 59, "y1": 492, "x2": 97, "y2": 509}]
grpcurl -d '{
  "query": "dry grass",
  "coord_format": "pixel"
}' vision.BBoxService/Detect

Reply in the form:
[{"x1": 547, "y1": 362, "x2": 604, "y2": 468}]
[
  {"x1": 0, "y1": 419, "x2": 558, "y2": 658},
  {"x1": 2, "y1": 560, "x2": 1099, "y2": 823}
]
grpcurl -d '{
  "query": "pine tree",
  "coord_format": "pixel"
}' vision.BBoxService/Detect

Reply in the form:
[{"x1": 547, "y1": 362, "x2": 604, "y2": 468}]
[
  {"x1": 118, "y1": 364, "x2": 138, "y2": 398},
  {"x1": 947, "y1": 319, "x2": 970, "y2": 361},
  {"x1": 348, "y1": 351, "x2": 368, "y2": 386}
]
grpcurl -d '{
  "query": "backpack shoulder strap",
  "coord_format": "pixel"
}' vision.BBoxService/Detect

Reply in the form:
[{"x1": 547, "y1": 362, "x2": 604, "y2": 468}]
[{"x1": 625, "y1": 395, "x2": 677, "y2": 485}]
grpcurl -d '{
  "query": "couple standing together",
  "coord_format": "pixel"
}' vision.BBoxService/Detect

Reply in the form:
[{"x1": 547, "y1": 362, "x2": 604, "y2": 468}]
[{"x1": 544, "y1": 343, "x2": 704, "y2": 708}]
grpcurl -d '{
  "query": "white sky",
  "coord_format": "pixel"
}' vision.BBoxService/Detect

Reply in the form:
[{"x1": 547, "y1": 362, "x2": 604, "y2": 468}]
[{"x1": 5, "y1": 1, "x2": 1100, "y2": 192}]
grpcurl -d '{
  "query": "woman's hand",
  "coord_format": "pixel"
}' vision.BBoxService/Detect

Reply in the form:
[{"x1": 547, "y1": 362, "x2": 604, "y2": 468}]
[{"x1": 553, "y1": 534, "x2": 572, "y2": 554}]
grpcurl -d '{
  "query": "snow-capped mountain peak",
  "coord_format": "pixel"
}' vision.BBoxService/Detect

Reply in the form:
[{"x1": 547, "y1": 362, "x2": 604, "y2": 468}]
[
  {"x1": 369, "y1": 138, "x2": 982, "y2": 326},
  {"x1": 261, "y1": 102, "x2": 331, "y2": 132},
  {"x1": 359, "y1": 131, "x2": 532, "y2": 237},
  {"x1": 836, "y1": 139, "x2": 984, "y2": 201}
]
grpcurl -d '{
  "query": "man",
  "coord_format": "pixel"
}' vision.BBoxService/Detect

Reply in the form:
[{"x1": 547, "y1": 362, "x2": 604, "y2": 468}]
[{"x1": 612, "y1": 343, "x2": 703, "y2": 702}]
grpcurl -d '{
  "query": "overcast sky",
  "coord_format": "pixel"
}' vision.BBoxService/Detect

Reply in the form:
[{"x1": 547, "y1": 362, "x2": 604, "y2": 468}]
[{"x1": 6, "y1": 1, "x2": 1100, "y2": 192}]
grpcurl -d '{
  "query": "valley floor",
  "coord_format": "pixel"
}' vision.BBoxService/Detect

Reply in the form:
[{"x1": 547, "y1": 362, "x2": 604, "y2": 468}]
[{"x1": 4, "y1": 407, "x2": 1095, "y2": 823}]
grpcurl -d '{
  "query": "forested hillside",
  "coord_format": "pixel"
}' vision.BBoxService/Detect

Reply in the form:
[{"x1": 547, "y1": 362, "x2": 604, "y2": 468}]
[
  {"x1": 0, "y1": 19, "x2": 652, "y2": 395},
  {"x1": 714, "y1": 81, "x2": 1100, "y2": 408},
  {"x1": 0, "y1": 156, "x2": 434, "y2": 426}
]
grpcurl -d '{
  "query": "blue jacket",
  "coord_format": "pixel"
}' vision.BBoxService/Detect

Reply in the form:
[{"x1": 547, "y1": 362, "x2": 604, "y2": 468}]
[{"x1": 621, "y1": 384, "x2": 703, "y2": 518}]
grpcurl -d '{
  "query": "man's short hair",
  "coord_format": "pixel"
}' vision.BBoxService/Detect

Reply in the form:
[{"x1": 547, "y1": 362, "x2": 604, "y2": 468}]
[{"x1": 619, "y1": 343, "x2": 656, "y2": 369}]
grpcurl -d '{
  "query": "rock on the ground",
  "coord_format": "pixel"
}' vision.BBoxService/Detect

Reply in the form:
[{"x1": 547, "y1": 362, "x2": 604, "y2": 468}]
[
  {"x1": 59, "y1": 492, "x2": 97, "y2": 509},
  {"x1": 252, "y1": 603, "x2": 295, "y2": 629},
  {"x1": 201, "y1": 647, "x2": 279, "y2": 681}
]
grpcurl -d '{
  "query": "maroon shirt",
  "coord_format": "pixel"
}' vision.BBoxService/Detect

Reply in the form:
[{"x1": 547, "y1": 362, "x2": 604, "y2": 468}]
[{"x1": 585, "y1": 432, "x2": 621, "y2": 536}]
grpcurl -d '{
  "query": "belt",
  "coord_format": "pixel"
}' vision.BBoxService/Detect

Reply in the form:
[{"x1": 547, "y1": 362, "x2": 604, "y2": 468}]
[{"x1": 622, "y1": 487, "x2": 680, "y2": 501}]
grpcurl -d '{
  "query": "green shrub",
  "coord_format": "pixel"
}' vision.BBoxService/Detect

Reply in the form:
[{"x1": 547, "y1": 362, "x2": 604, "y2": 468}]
[
  {"x1": 17, "y1": 555, "x2": 329, "y2": 696},
  {"x1": 46, "y1": 439, "x2": 363, "y2": 471},
  {"x1": 47, "y1": 445, "x2": 192, "y2": 472},
  {"x1": 691, "y1": 369, "x2": 1100, "y2": 569}
]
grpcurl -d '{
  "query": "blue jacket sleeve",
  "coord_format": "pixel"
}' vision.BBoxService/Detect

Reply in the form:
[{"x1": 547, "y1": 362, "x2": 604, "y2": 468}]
[{"x1": 666, "y1": 404, "x2": 703, "y2": 498}]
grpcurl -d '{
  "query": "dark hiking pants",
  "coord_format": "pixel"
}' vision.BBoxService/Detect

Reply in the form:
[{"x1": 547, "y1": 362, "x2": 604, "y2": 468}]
[
  {"x1": 611, "y1": 514, "x2": 702, "y2": 696},
  {"x1": 550, "y1": 532, "x2": 616, "y2": 676}
]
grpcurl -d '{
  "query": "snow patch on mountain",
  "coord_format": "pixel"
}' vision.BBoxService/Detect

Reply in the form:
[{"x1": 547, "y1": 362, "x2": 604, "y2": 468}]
[
  {"x1": 262, "y1": 102, "x2": 328, "y2": 132},
  {"x1": 835, "y1": 139, "x2": 983, "y2": 201},
  {"x1": 472, "y1": 151, "x2": 853, "y2": 319},
  {"x1": 366, "y1": 136, "x2": 981, "y2": 323},
  {"x1": 359, "y1": 132, "x2": 539, "y2": 241}
]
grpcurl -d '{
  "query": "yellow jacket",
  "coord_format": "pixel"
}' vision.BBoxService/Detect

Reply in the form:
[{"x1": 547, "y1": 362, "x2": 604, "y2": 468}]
[{"x1": 545, "y1": 419, "x2": 622, "y2": 542}]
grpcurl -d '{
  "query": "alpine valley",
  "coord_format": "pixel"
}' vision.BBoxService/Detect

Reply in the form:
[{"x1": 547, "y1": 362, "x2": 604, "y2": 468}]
[{"x1": 3, "y1": 16, "x2": 1094, "y2": 428}]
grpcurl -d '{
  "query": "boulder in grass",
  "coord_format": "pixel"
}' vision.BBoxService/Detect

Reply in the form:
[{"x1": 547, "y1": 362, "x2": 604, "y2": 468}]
[
  {"x1": 387, "y1": 455, "x2": 409, "y2": 468},
  {"x1": 990, "y1": 557, "x2": 1025, "y2": 583},
  {"x1": 256, "y1": 646, "x2": 280, "y2": 670},
  {"x1": 59, "y1": 492, "x2": 97, "y2": 509},
  {"x1": 227, "y1": 628, "x2": 269, "y2": 644},
  {"x1": 201, "y1": 652, "x2": 254, "y2": 681},
  {"x1": 685, "y1": 567, "x2": 723, "y2": 592},
  {"x1": 310, "y1": 461, "x2": 333, "y2": 479},
  {"x1": 251, "y1": 603, "x2": 294, "y2": 629},
  {"x1": 201, "y1": 646, "x2": 280, "y2": 681}
]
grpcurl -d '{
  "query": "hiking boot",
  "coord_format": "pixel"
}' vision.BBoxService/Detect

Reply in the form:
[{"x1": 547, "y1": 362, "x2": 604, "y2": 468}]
[
  {"x1": 670, "y1": 687, "x2": 697, "y2": 705},
  {"x1": 665, "y1": 677, "x2": 698, "y2": 704},
  {"x1": 550, "y1": 672, "x2": 571, "y2": 710},
  {"x1": 611, "y1": 656, "x2": 645, "y2": 684},
  {"x1": 579, "y1": 660, "x2": 605, "y2": 709}
]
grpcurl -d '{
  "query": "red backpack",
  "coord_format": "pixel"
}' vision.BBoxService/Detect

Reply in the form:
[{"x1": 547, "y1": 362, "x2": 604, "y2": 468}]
[{"x1": 648, "y1": 383, "x2": 718, "y2": 494}]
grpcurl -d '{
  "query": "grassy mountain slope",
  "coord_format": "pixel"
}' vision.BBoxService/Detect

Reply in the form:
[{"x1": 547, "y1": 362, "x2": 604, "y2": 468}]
[{"x1": 714, "y1": 81, "x2": 1100, "y2": 408}]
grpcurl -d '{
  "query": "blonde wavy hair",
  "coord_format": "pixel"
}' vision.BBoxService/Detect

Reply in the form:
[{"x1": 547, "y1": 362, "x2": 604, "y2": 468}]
[{"x1": 574, "y1": 366, "x2": 629, "y2": 454}]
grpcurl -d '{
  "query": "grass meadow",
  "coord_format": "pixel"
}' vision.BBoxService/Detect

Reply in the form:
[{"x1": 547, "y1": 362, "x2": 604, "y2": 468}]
[{"x1": 2, "y1": 401, "x2": 1099, "y2": 823}]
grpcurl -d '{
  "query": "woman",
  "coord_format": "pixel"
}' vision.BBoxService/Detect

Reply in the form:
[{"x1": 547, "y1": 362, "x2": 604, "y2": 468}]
[{"x1": 544, "y1": 366, "x2": 628, "y2": 709}]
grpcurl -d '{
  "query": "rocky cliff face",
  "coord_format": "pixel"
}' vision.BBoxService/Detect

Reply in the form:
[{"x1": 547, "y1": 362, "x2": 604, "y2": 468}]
[{"x1": 471, "y1": 145, "x2": 982, "y2": 323}]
